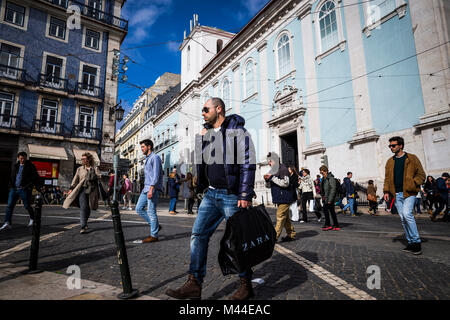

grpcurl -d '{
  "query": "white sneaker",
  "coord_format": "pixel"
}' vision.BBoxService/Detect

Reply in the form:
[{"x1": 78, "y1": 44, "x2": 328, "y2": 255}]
[
  {"x1": 127, "y1": 208, "x2": 133, "y2": 211},
  {"x1": 0, "y1": 223, "x2": 12, "y2": 231},
  {"x1": 299, "y1": 220, "x2": 305, "y2": 223},
  {"x1": 27, "y1": 219, "x2": 34, "y2": 227},
  {"x1": 121, "y1": 207, "x2": 127, "y2": 210}
]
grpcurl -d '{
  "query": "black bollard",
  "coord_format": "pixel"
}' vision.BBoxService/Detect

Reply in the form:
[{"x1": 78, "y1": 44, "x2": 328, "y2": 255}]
[
  {"x1": 23, "y1": 193, "x2": 44, "y2": 274},
  {"x1": 110, "y1": 200, "x2": 139, "y2": 299}
]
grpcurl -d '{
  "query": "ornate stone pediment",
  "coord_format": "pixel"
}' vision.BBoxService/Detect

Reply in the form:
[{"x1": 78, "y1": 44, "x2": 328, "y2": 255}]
[{"x1": 268, "y1": 85, "x2": 305, "y2": 126}]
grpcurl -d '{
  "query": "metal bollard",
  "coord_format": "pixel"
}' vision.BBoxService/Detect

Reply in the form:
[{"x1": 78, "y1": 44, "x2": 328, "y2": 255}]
[
  {"x1": 110, "y1": 200, "x2": 139, "y2": 299},
  {"x1": 23, "y1": 193, "x2": 44, "y2": 274}
]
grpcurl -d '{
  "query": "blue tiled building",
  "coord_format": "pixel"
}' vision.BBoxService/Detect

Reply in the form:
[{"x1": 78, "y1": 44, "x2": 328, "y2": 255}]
[{"x1": 0, "y1": 0, "x2": 127, "y2": 200}]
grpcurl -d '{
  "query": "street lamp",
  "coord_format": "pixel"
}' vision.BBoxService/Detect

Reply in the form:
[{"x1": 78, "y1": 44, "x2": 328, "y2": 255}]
[{"x1": 109, "y1": 100, "x2": 125, "y2": 122}]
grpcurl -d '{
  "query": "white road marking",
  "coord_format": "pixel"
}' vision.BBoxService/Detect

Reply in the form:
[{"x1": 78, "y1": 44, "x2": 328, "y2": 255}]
[
  {"x1": 275, "y1": 244, "x2": 376, "y2": 300},
  {"x1": 0, "y1": 212, "x2": 111, "y2": 259}
]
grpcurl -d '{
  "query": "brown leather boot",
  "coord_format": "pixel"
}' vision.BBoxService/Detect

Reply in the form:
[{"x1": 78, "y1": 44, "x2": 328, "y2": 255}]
[
  {"x1": 228, "y1": 278, "x2": 255, "y2": 300},
  {"x1": 166, "y1": 274, "x2": 202, "y2": 300}
]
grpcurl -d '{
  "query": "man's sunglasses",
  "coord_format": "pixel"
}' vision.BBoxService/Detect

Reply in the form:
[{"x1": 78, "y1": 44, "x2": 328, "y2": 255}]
[
  {"x1": 388, "y1": 144, "x2": 398, "y2": 148},
  {"x1": 201, "y1": 106, "x2": 217, "y2": 114}
]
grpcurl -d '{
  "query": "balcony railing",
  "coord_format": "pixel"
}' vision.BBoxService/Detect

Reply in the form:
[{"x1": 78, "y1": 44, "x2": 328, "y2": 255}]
[
  {"x1": 41, "y1": 0, "x2": 128, "y2": 31},
  {"x1": 72, "y1": 125, "x2": 101, "y2": 140},
  {"x1": 39, "y1": 73, "x2": 68, "y2": 91},
  {"x1": 32, "y1": 119, "x2": 65, "y2": 136},
  {"x1": 75, "y1": 82, "x2": 103, "y2": 99},
  {"x1": 0, "y1": 114, "x2": 21, "y2": 129},
  {"x1": 128, "y1": 144, "x2": 134, "y2": 152},
  {"x1": 0, "y1": 64, "x2": 26, "y2": 82}
]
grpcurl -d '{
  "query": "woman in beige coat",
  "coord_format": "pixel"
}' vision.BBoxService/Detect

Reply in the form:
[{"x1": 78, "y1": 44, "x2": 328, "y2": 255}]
[{"x1": 63, "y1": 152, "x2": 100, "y2": 233}]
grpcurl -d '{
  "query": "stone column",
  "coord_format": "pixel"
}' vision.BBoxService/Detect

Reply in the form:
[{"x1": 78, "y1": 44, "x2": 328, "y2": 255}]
[{"x1": 258, "y1": 40, "x2": 270, "y2": 162}]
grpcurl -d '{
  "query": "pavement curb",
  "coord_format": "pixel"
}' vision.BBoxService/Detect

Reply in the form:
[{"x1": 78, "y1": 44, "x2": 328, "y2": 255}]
[{"x1": 0, "y1": 263, "x2": 159, "y2": 300}]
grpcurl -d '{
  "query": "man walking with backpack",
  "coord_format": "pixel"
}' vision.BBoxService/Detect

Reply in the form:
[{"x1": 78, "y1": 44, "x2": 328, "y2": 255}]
[
  {"x1": 383, "y1": 136, "x2": 425, "y2": 255},
  {"x1": 341, "y1": 172, "x2": 356, "y2": 216}
]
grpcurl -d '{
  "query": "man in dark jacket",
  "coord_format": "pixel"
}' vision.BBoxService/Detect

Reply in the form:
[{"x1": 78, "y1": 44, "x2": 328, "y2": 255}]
[
  {"x1": 431, "y1": 172, "x2": 449, "y2": 222},
  {"x1": 166, "y1": 97, "x2": 256, "y2": 301},
  {"x1": 319, "y1": 165, "x2": 340, "y2": 231},
  {"x1": 264, "y1": 152, "x2": 296, "y2": 241},
  {"x1": 341, "y1": 172, "x2": 356, "y2": 216},
  {"x1": 1, "y1": 152, "x2": 41, "y2": 231}
]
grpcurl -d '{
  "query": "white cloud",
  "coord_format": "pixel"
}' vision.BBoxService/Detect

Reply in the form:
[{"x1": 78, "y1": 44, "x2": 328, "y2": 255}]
[
  {"x1": 242, "y1": 0, "x2": 270, "y2": 16},
  {"x1": 166, "y1": 40, "x2": 181, "y2": 53},
  {"x1": 123, "y1": 0, "x2": 173, "y2": 44}
]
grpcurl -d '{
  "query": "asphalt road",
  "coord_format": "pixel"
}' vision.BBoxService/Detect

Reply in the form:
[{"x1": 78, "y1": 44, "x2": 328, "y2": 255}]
[{"x1": 0, "y1": 200, "x2": 449, "y2": 300}]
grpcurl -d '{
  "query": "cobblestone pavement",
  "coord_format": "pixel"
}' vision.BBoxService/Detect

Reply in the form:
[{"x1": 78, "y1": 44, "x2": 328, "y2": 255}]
[{"x1": 0, "y1": 200, "x2": 449, "y2": 300}]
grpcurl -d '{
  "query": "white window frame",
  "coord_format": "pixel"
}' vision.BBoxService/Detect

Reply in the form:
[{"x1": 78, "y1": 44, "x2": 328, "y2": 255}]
[
  {"x1": 0, "y1": 1, "x2": 29, "y2": 31},
  {"x1": 221, "y1": 77, "x2": 231, "y2": 107},
  {"x1": 274, "y1": 31, "x2": 295, "y2": 80},
  {"x1": 78, "y1": 61, "x2": 101, "y2": 95},
  {"x1": 41, "y1": 52, "x2": 67, "y2": 89},
  {"x1": 0, "y1": 91, "x2": 14, "y2": 127},
  {"x1": 75, "y1": 104, "x2": 97, "y2": 139},
  {"x1": 0, "y1": 41, "x2": 24, "y2": 80},
  {"x1": 362, "y1": 0, "x2": 407, "y2": 37},
  {"x1": 39, "y1": 98, "x2": 59, "y2": 134},
  {"x1": 36, "y1": 95, "x2": 62, "y2": 132},
  {"x1": 45, "y1": 14, "x2": 69, "y2": 43},
  {"x1": 314, "y1": 0, "x2": 346, "y2": 63},
  {"x1": 82, "y1": 26, "x2": 103, "y2": 53},
  {"x1": 244, "y1": 59, "x2": 256, "y2": 99}
]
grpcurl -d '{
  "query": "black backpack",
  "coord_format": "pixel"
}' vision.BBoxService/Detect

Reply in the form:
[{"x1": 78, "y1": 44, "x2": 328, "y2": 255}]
[{"x1": 336, "y1": 182, "x2": 345, "y2": 197}]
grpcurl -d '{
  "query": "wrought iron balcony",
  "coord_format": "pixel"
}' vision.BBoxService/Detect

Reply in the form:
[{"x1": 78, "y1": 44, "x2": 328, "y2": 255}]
[
  {"x1": 0, "y1": 114, "x2": 21, "y2": 129},
  {"x1": 72, "y1": 125, "x2": 101, "y2": 140},
  {"x1": 75, "y1": 82, "x2": 103, "y2": 99},
  {"x1": 0, "y1": 64, "x2": 25, "y2": 82},
  {"x1": 41, "y1": 0, "x2": 128, "y2": 31},
  {"x1": 32, "y1": 119, "x2": 65, "y2": 136},
  {"x1": 39, "y1": 73, "x2": 68, "y2": 91}
]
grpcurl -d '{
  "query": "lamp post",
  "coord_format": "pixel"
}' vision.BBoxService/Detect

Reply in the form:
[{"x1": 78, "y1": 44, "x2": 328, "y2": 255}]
[{"x1": 110, "y1": 101, "x2": 138, "y2": 300}]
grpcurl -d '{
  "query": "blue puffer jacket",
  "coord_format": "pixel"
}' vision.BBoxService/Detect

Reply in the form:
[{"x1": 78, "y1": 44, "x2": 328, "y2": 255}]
[{"x1": 195, "y1": 114, "x2": 256, "y2": 201}]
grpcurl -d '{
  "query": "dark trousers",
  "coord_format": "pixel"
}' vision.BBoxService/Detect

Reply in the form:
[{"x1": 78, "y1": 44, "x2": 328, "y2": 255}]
[
  {"x1": 323, "y1": 203, "x2": 339, "y2": 227},
  {"x1": 79, "y1": 188, "x2": 91, "y2": 228},
  {"x1": 188, "y1": 198, "x2": 195, "y2": 213},
  {"x1": 301, "y1": 192, "x2": 315, "y2": 221},
  {"x1": 369, "y1": 200, "x2": 378, "y2": 214},
  {"x1": 432, "y1": 196, "x2": 447, "y2": 218},
  {"x1": 4, "y1": 188, "x2": 34, "y2": 224}
]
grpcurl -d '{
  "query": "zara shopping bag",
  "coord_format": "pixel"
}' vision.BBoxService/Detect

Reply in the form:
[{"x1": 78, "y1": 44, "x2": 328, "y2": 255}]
[{"x1": 218, "y1": 205, "x2": 276, "y2": 275}]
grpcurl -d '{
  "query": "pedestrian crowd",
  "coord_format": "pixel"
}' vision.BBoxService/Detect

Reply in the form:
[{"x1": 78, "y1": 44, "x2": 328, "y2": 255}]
[{"x1": 0, "y1": 97, "x2": 448, "y2": 300}]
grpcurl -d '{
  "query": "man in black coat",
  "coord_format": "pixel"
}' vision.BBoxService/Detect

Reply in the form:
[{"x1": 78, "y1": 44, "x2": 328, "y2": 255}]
[{"x1": 1, "y1": 152, "x2": 41, "y2": 231}]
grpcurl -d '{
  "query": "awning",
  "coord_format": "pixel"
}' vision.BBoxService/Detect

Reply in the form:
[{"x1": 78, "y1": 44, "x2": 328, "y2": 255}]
[
  {"x1": 28, "y1": 144, "x2": 68, "y2": 160},
  {"x1": 73, "y1": 149, "x2": 100, "y2": 165}
]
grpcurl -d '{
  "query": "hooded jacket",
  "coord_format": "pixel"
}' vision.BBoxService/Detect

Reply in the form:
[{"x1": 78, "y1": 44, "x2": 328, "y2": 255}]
[
  {"x1": 195, "y1": 114, "x2": 256, "y2": 201},
  {"x1": 266, "y1": 163, "x2": 297, "y2": 204}
]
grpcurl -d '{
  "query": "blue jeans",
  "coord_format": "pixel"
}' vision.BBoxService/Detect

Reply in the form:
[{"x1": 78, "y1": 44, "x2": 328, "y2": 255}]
[
  {"x1": 414, "y1": 198, "x2": 421, "y2": 213},
  {"x1": 169, "y1": 197, "x2": 177, "y2": 212},
  {"x1": 395, "y1": 192, "x2": 421, "y2": 244},
  {"x1": 136, "y1": 190, "x2": 160, "y2": 237},
  {"x1": 4, "y1": 188, "x2": 34, "y2": 224},
  {"x1": 342, "y1": 197, "x2": 355, "y2": 214},
  {"x1": 189, "y1": 188, "x2": 252, "y2": 284}
]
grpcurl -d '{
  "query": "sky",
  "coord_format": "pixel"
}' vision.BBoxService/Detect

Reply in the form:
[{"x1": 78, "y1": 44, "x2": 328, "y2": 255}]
[{"x1": 117, "y1": 0, "x2": 271, "y2": 121}]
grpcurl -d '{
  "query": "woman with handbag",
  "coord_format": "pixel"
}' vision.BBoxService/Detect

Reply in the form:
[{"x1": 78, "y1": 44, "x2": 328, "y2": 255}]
[
  {"x1": 288, "y1": 166, "x2": 300, "y2": 222},
  {"x1": 299, "y1": 169, "x2": 316, "y2": 223},
  {"x1": 63, "y1": 152, "x2": 101, "y2": 234},
  {"x1": 367, "y1": 180, "x2": 378, "y2": 215}
]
